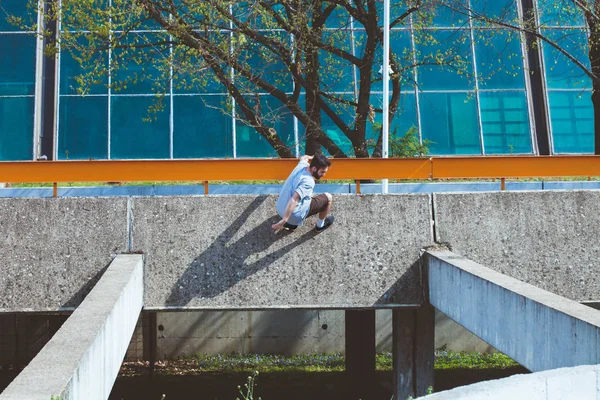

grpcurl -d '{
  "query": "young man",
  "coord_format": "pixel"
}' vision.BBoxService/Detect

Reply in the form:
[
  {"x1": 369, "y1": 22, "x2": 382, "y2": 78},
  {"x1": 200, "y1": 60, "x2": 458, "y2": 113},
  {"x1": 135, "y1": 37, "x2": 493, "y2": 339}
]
[{"x1": 272, "y1": 154, "x2": 334, "y2": 233}]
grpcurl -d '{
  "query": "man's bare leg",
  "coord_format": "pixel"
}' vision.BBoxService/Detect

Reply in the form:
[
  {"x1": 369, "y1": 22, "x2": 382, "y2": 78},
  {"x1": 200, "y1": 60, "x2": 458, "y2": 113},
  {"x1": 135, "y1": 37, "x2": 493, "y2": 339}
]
[{"x1": 318, "y1": 192, "x2": 333, "y2": 220}]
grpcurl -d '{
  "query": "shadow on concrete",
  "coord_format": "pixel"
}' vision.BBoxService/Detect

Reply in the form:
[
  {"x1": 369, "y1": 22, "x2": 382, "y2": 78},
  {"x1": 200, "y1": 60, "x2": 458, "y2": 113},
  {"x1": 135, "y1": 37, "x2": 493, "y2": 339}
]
[
  {"x1": 374, "y1": 259, "x2": 423, "y2": 306},
  {"x1": 165, "y1": 196, "x2": 318, "y2": 307},
  {"x1": 62, "y1": 262, "x2": 111, "y2": 308}
]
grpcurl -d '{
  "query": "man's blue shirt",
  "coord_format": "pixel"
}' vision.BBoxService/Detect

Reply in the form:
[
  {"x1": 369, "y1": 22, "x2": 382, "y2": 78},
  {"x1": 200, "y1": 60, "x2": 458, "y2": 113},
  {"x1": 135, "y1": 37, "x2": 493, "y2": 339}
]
[{"x1": 276, "y1": 161, "x2": 315, "y2": 225}]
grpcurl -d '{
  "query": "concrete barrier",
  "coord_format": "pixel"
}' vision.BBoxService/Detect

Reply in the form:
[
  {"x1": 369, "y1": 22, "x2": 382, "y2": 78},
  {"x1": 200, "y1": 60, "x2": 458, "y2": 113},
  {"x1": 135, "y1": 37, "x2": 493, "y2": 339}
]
[
  {"x1": 0, "y1": 254, "x2": 143, "y2": 400},
  {"x1": 0, "y1": 198, "x2": 129, "y2": 311},
  {"x1": 418, "y1": 364, "x2": 600, "y2": 399},
  {"x1": 427, "y1": 250, "x2": 600, "y2": 372},
  {"x1": 134, "y1": 194, "x2": 433, "y2": 309},
  {"x1": 433, "y1": 191, "x2": 600, "y2": 301}
]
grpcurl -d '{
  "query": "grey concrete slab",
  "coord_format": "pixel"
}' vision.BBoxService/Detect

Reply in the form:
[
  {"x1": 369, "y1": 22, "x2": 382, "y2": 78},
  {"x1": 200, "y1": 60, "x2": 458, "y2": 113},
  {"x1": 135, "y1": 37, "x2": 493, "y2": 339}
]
[
  {"x1": 427, "y1": 250, "x2": 600, "y2": 372},
  {"x1": 0, "y1": 198, "x2": 129, "y2": 311},
  {"x1": 433, "y1": 190, "x2": 600, "y2": 301},
  {"x1": 0, "y1": 255, "x2": 143, "y2": 400},
  {"x1": 134, "y1": 194, "x2": 433, "y2": 309}
]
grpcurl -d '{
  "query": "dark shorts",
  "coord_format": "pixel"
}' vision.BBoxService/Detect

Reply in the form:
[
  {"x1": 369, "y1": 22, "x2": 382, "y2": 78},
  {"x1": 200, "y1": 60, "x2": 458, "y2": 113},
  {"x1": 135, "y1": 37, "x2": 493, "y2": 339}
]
[{"x1": 307, "y1": 193, "x2": 330, "y2": 218}]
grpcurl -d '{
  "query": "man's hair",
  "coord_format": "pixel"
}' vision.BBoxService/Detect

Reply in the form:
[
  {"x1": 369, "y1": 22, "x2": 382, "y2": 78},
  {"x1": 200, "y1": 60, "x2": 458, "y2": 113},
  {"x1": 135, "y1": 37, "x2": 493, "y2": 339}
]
[{"x1": 310, "y1": 154, "x2": 331, "y2": 169}]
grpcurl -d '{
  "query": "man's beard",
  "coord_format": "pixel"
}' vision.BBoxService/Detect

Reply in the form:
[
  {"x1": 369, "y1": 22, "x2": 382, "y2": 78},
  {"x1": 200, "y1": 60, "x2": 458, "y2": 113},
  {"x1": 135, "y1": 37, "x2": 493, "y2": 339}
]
[{"x1": 311, "y1": 170, "x2": 321, "y2": 180}]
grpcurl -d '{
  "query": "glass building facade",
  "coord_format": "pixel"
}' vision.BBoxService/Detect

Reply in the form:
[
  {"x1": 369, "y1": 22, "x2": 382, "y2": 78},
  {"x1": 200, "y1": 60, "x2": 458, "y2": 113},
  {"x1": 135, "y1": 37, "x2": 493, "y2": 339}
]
[{"x1": 0, "y1": 0, "x2": 594, "y2": 160}]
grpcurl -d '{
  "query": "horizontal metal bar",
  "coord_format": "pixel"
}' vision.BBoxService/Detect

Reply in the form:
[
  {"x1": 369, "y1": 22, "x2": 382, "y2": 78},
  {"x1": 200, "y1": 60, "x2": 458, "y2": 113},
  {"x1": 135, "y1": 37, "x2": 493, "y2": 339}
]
[{"x1": 0, "y1": 156, "x2": 599, "y2": 183}]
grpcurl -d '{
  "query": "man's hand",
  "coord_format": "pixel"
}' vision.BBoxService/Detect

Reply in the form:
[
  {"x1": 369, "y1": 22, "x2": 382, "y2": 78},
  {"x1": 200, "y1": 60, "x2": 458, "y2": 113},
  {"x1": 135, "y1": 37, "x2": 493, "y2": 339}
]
[
  {"x1": 272, "y1": 219, "x2": 286, "y2": 232},
  {"x1": 299, "y1": 154, "x2": 314, "y2": 163}
]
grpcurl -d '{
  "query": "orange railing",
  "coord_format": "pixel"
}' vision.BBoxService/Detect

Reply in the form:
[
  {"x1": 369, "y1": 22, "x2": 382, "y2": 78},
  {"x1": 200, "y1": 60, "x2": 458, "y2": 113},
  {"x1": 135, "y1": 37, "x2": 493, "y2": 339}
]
[{"x1": 1, "y1": 156, "x2": 599, "y2": 195}]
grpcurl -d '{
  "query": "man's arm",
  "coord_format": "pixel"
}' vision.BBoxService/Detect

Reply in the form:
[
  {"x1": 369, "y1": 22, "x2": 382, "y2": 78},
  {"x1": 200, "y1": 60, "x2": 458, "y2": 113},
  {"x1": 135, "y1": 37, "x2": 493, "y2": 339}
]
[
  {"x1": 272, "y1": 192, "x2": 301, "y2": 232},
  {"x1": 299, "y1": 155, "x2": 313, "y2": 164}
]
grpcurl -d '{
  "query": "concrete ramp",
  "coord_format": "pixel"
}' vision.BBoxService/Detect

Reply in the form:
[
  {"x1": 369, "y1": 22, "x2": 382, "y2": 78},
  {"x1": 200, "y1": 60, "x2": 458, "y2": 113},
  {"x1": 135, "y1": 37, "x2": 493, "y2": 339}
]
[
  {"x1": 0, "y1": 255, "x2": 143, "y2": 400},
  {"x1": 427, "y1": 250, "x2": 600, "y2": 372}
]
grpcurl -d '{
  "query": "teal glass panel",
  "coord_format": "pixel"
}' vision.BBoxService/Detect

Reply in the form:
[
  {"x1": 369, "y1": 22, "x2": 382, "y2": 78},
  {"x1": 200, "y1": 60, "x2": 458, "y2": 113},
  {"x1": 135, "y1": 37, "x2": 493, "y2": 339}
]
[
  {"x1": 57, "y1": 96, "x2": 109, "y2": 160},
  {"x1": 319, "y1": 30, "x2": 355, "y2": 93},
  {"x1": 0, "y1": 96, "x2": 33, "y2": 160},
  {"x1": 110, "y1": 96, "x2": 170, "y2": 159},
  {"x1": 0, "y1": 0, "x2": 32, "y2": 31},
  {"x1": 111, "y1": 33, "x2": 171, "y2": 95},
  {"x1": 319, "y1": 93, "x2": 354, "y2": 156},
  {"x1": 173, "y1": 40, "x2": 227, "y2": 94},
  {"x1": 475, "y1": 30, "x2": 525, "y2": 89},
  {"x1": 374, "y1": 2, "x2": 410, "y2": 29},
  {"x1": 357, "y1": 29, "x2": 413, "y2": 86},
  {"x1": 233, "y1": 2, "x2": 284, "y2": 29},
  {"x1": 60, "y1": 1, "x2": 109, "y2": 31},
  {"x1": 0, "y1": 34, "x2": 36, "y2": 95},
  {"x1": 326, "y1": 4, "x2": 352, "y2": 28},
  {"x1": 471, "y1": 0, "x2": 518, "y2": 25},
  {"x1": 236, "y1": 96, "x2": 296, "y2": 157},
  {"x1": 369, "y1": 93, "x2": 419, "y2": 156},
  {"x1": 537, "y1": 0, "x2": 585, "y2": 26},
  {"x1": 236, "y1": 31, "x2": 292, "y2": 93},
  {"x1": 413, "y1": 0, "x2": 468, "y2": 27},
  {"x1": 173, "y1": 95, "x2": 232, "y2": 158},
  {"x1": 541, "y1": 29, "x2": 590, "y2": 89},
  {"x1": 60, "y1": 39, "x2": 109, "y2": 95},
  {"x1": 420, "y1": 92, "x2": 481, "y2": 154},
  {"x1": 548, "y1": 91, "x2": 593, "y2": 153},
  {"x1": 480, "y1": 92, "x2": 532, "y2": 154},
  {"x1": 415, "y1": 29, "x2": 474, "y2": 90}
]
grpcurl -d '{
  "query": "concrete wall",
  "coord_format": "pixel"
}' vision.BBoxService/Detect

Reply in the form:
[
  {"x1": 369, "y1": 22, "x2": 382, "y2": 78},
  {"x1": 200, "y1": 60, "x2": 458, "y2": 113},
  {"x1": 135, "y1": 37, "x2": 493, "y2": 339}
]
[
  {"x1": 433, "y1": 190, "x2": 600, "y2": 302},
  {"x1": 0, "y1": 198, "x2": 129, "y2": 311},
  {"x1": 0, "y1": 255, "x2": 143, "y2": 400},
  {"x1": 427, "y1": 250, "x2": 600, "y2": 372},
  {"x1": 419, "y1": 364, "x2": 600, "y2": 399}
]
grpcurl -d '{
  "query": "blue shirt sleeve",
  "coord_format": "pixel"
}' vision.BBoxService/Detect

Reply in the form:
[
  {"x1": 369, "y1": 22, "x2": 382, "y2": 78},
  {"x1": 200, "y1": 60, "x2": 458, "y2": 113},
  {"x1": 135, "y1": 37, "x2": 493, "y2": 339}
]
[{"x1": 295, "y1": 177, "x2": 312, "y2": 200}]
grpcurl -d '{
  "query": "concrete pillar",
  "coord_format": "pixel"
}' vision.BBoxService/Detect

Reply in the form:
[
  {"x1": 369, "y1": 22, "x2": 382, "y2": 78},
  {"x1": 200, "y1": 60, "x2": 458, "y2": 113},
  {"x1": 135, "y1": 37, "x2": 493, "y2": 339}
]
[
  {"x1": 345, "y1": 310, "x2": 376, "y2": 400},
  {"x1": 392, "y1": 305, "x2": 434, "y2": 399}
]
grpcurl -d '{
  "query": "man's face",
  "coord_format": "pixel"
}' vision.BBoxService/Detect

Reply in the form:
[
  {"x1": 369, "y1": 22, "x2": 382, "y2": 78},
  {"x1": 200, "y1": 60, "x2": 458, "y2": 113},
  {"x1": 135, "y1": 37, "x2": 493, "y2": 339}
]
[{"x1": 311, "y1": 166, "x2": 329, "y2": 180}]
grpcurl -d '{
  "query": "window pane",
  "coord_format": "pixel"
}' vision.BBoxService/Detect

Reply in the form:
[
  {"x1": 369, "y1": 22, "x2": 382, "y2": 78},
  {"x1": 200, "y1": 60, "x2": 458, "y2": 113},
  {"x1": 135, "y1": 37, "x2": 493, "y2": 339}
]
[
  {"x1": 320, "y1": 30, "x2": 355, "y2": 93},
  {"x1": 475, "y1": 30, "x2": 525, "y2": 89},
  {"x1": 370, "y1": 93, "x2": 419, "y2": 155},
  {"x1": 110, "y1": 96, "x2": 170, "y2": 159},
  {"x1": 480, "y1": 92, "x2": 532, "y2": 154},
  {"x1": 548, "y1": 91, "x2": 593, "y2": 153},
  {"x1": 173, "y1": 95, "x2": 232, "y2": 158},
  {"x1": 173, "y1": 41, "x2": 227, "y2": 94},
  {"x1": 0, "y1": 0, "x2": 34, "y2": 32},
  {"x1": 236, "y1": 96, "x2": 295, "y2": 157},
  {"x1": 541, "y1": 29, "x2": 591, "y2": 89},
  {"x1": 420, "y1": 92, "x2": 481, "y2": 154},
  {"x1": 0, "y1": 96, "x2": 33, "y2": 160},
  {"x1": 414, "y1": 1, "x2": 469, "y2": 27},
  {"x1": 471, "y1": 0, "x2": 519, "y2": 23},
  {"x1": 60, "y1": 39, "x2": 109, "y2": 95},
  {"x1": 537, "y1": 0, "x2": 585, "y2": 27},
  {"x1": 0, "y1": 34, "x2": 36, "y2": 95},
  {"x1": 57, "y1": 96, "x2": 108, "y2": 160},
  {"x1": 319, "y1": 93, "x2": 354, "y2": 156},
  {"x1": 111, "y1": 33, "x2": 171, "y2": 95},
  {"x1": 415, "y1": 29, "x2": 474, "y2": 90}
]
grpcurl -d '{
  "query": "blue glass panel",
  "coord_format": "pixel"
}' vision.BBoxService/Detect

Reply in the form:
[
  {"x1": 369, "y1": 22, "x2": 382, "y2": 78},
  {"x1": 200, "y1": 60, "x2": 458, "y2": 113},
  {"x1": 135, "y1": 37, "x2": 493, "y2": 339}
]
[
  {"x1": 541, "y1": 29, "x2": 591, "y2": 89},
  {"x1": 0, "y1": 0, "x2": 33, "y2": 32},
  {"x1": 326, "y1": 4, "x2": 352, "y2": 28},
  {"x1": 233, "y1": 2, "x2": 284, "y2": 29},
  {"x1": 369, "y1": 93, "x2": 419, "y2": 156},
  {"x1": 415, "y1": 29, "x2": 474, "y2": 90},
  {"x1": 319, "y1": 93, "x2": 354, "y2": 156},
  {"x1": 0, "y1": 96, "x2": 33, "y2": 160},
  {"x1": 413, "y1": 0, "x2": 468, "y2": 27},
  {"x1": 110, "y1": 96, "x2": 170, "y2": 159},
  {"x1": 537, "y1": 0, "x2": 585, "y2": 26},
  {"x1": 57, "y1": 96, "x2": 109, "y2": 160},
  {"x1": 356, "y1": 29, "x2": 413, "y2": 86},
  {"x1": 471, "y1": 0, "x2": 518, "y2": 25},
  {"x1": 420, "y1": 92, "x2": 481, "y2": 154},
  {"x1": 236, "y1": 96, "x2": 296, "y2": 157},
  {"x1": 319, "y1": 30, "x2": 355, "y2": 93},
  {"x1": 548, "y1": 91, "x2": 593, "y2": 153},
  {"x1": 111, "y1": 33, "x2": 171, "y2": 95},
  {"x1": 173, "y1": 95, "x2": 232, "y2": 158},
  {"x1": 60, "y1": 39, "x2": 109, "y2": 95},
  {"x1": 480, "y1": 92, "x2": 532, "y2": 154},
  {"x1": 0, "y1": 34, "x2": 36, "y2": 95},
  {"x1": 475, "y1": 30, "x2": 525, "y2": 89},
  {"x1": 173, "y1": 40, "x2": 227, "y2": 94}
]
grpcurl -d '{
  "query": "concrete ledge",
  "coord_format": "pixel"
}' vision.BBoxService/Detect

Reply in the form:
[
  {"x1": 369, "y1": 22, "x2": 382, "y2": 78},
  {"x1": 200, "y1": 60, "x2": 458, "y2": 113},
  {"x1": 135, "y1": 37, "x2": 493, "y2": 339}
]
[
  {"x1": 427, "y1": 250, "x2": 600, "y2": 372},
  {"x1": 433, "y1": 190, "x2": 600, "y2": 301},
  {"x1": 418, "y1": 364, "x2": 600, "y2": 399},
  {"x1": 0, "y1": 255, "x2": 143, "y2": 400},
  {"x1": 136, "y1": 194, "x2": 433, "y2": 309}
]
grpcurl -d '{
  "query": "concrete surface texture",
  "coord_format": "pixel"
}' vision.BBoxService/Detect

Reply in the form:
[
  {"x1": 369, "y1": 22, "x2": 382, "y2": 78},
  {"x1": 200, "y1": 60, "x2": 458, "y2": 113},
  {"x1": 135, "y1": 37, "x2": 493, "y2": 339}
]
[
  {"x1": 136, "y1": 194, "x2": 433, "y2": 309},
  {"x1": 0, "y1": 255, "x2": 143, "y2": 400},
  {"x1": 417, "y1": 364, "x2": 600, "y2": 399},
  {"x1": 0, "y1": 198, "x2": 129, "y2": 311},
  {"x1": 427, "y1": 250, "x2": 600, "y2": 372},
  {"x1": 433, "y1": 190, "x2": 600, "y2": 301},
  {"x1": 154, "y1": 309, "x2": 494, "y2": 358}
]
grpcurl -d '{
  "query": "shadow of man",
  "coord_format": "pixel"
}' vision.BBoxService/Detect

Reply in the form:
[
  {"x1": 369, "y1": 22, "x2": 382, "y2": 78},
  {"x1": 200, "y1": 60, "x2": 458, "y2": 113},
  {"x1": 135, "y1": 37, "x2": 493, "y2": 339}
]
[{"x1": 166, "y1": 196, "x2": 319, "y2": 306}]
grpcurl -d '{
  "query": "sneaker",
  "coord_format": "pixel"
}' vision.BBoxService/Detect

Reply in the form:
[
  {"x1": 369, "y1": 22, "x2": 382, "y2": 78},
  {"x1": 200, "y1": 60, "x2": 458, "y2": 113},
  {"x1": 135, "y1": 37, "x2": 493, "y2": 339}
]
[
  {"x1": 283, "y1": 222, "x2": 298, "y2": 232},
  {"x1": 315, "y1": 215, "x2": 335, "y2": 232}
]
